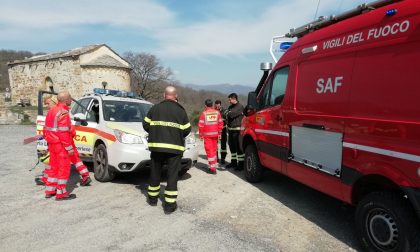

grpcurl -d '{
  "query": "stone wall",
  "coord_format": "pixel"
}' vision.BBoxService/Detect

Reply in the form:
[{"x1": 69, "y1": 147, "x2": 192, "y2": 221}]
[
  {"x1": 8, "y1": 58, "x2": 82, "y2": 105},
  {"x1": 80, "y1": 67, "x2": 131, "y2": 94}
]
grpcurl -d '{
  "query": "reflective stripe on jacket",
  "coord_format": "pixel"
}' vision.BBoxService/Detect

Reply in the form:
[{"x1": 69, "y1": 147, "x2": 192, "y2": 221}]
[
  {"x1": 143, "y1": 99, "x2": 191, "y2": 154},
  {"x1": 43, "y1": 102, "x2": 73, "y2": 150},
  {"x1": 198, "y1": 108, "x2": 223, "y2": 138}
]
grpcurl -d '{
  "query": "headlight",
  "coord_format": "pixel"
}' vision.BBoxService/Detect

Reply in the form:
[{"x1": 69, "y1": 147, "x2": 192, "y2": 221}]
[
  {"x1": 114, "y1": 129, "x2": 143, "y2": 144},
  {"x1": 185, "y1": 133, "x2": 196, "y2": 145}
]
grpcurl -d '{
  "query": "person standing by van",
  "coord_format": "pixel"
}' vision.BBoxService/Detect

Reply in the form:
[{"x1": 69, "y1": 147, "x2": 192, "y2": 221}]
[
  {"x1": 198, "y1": 99, "x2": 223, "y2": 174},
  {"x1": 225, "y1": 93, "x2": 244, "y2": 170},
  {"x1": 143, "y1": 86, "x2": 191, "y2": 214},
  {"x1": 214, "y1": 100, "x2": 228, "y2": 164}
]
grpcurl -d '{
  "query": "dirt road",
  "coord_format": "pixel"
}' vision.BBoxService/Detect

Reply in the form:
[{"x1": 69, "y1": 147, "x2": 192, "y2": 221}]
[{"x1": 0, "y1": 125, "x2": 360, "y2": 251}]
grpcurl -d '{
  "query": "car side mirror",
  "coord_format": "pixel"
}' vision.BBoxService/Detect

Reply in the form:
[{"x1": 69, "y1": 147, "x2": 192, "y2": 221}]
[{"x1": 73, "y1": 113, "x2": 88, "y2": 126}]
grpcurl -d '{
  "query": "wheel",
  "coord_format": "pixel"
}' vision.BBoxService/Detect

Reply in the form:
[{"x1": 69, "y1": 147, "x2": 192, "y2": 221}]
[
  {"x1": 355, "y1": 192, "x2": 420, "y2": 252},
  {"x1": 93, "y1": 144, "x2": 115, "y2": 182},
  {"x1": 244, "y1": 144, "x2": 264, "y2": 183}
]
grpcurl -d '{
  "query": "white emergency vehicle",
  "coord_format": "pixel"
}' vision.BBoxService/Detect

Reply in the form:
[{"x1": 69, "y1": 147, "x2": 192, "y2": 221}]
[{"x1": 36, "y1": 89, "x2": 198, "y2": 182}]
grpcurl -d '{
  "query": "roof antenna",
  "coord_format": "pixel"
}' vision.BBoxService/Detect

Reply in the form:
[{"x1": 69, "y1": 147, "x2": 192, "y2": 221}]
[{"x1": 314, "y1": 0, "x2": 321, "y2": 19}]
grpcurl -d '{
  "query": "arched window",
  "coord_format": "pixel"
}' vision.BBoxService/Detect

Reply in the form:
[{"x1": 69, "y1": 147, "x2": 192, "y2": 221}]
[{"x1": 45, "y1": 77, "x2": 54, "y2": 92}]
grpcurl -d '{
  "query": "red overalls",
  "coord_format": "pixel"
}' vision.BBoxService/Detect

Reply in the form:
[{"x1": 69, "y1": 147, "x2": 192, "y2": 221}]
[
  {"x1": 43, "y1": 102, "x2": 73, "y2": 199},
  {"x1": 41, "y1": 125, "x2": 89, "y2": 184},
  {"x1": 198, "y1": 107, "x2": 224, "y2": 171}
]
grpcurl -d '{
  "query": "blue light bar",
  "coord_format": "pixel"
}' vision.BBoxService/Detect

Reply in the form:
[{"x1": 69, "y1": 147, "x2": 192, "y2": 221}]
[
  {"x1": 93, "y1": 88, "x2": 107, "y2": 94},
  {"x1": 386, "y1": 9, "x2": 397, "y2": 16},
  {"x1": 279, "y1": 42, "x2": 293, "y2": 51}
]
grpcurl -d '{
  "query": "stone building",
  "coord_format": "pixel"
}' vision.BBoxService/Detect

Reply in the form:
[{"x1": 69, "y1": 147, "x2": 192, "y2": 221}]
[{"x1": 7, "y1": 44, "x2": 131, "y2": 105}]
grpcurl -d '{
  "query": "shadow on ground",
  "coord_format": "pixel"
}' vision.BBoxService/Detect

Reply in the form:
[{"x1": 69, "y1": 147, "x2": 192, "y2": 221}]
[{"x1": 224, "y1": 164, "x2": 360, "y2": 250}]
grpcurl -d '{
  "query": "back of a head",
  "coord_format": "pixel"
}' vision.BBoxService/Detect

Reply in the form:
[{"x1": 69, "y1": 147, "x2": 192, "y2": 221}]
[
  {"x1": 215, "y1": 100, "x2": 221, "y2": 105},
  {"x1": 205, "y1": 99, "x2": 213, "y2": 108},
  {"x1": 57, "y1": 91, "x2": 70, "y2": 102},
  {"x1": 228, "y1": 93, "x2": 238, "y2": 100},
  {"x1": 164, "y1": 86, "x2": 177, "y2": 100}
]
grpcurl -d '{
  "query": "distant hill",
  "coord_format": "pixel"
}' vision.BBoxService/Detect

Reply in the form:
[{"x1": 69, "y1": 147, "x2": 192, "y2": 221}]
[{"x1": 185, "y1": 83, "x2": 254, "y2": 96}]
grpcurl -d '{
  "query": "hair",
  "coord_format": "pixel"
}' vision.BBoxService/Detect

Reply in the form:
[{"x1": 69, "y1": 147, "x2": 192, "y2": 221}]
[
  {"x1": 228, "y1": 93, "x2": 238, "y2": 100},
  {"x1": 215, "y1": 99, "x2": 221, "y2": 105},
  {"x1": 205, "y1": 99, "x2": 213, "y2": 107}
]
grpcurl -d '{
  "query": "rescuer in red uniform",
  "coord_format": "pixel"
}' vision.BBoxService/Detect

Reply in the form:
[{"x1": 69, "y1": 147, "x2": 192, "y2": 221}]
[
  {"x1": 198, "y1": 99, "x2": 224, "y2": 174},
  {"x1": 43, "y1": 91, "x2": 76, "y2": 200},
  {"x1": 36, "y1": 96, "x2": 91, "y2": 187}
]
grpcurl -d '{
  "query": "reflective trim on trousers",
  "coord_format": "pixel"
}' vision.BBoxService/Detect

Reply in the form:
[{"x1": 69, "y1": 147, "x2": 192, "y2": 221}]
[
  {"x1": 45, "y1": 186, "x2": 56, "y2": 192},
  {"x1": 56, "y1": 188, "x2": 67, "y2": 195},
  {"x1": 220, "y1": 149, "x2": 227, "y2": 153},
  {"x1": 148, "y1": 185, "x2": 161, "y2": 197},
  {"x1": 228, "y1": 127, "x2": 241, "y2": 131},
  {"x1": 64, "y1": 145, "x2": 73, "y2": 151},
  {"x1": 237, "y1": 154, "x2": 245, "y2": 161},
  {"x1": 203, "y1": 131, "x2": 218, "y2": 136},
  {"x1": 79, "y1": 168, "x2": 89, "y2": 175},
  {"x1": 75, "y1": 161, "x2": 84, "y2": 168},
  {"x1": 57, "y1": 179, "x2": 67, "y2": 185},
  {"x1": 208, "y1": 156, "x2": 217, "y2": 162},
  {"x1": 231, "y1": 153, "x2": 237, "y2": 160},
  {"x1": 165, "y1": 197, "x2": 176, "y2": 203},
  {"x1": 47, "y1": 177, "x2": 58, "y2": 183},
  {"x1": 164, "y1": 190, "x2": 178, "y2": 203}
]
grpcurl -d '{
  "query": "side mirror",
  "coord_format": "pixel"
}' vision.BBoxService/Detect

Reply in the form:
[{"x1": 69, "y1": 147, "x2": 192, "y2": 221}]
[
  {"x1": 247, "y1": 91, "x2": 258, "y2": 109},
  {"x1": 73, "y1": 113, "x2": 88, "y2": 126},
  {"x1": 244, "y1": 105, "x2": 256, "y2": 117}
]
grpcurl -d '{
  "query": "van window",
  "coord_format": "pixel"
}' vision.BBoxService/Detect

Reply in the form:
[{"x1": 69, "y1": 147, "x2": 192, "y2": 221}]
[
  {"x1": 270, "y1": 67, "x2": 289, "y2": 106},
  {"x1": 259, "y1": 66, "x2": 290, "y2": 109}
]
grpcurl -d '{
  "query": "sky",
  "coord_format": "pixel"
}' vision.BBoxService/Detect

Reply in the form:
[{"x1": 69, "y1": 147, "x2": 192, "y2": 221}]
[{"x1": 0, "y1": 0, "x2": 369, "y2": 87}]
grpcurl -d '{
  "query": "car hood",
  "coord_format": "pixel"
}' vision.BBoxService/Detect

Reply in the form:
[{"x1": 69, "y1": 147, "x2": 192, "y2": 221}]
[{"x1": 106, "y1": 122, "x2": 147, "y2": 137}]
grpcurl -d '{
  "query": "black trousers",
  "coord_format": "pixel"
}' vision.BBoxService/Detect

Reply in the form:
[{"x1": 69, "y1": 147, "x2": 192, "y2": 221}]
[
  {"x1": 228, "y1": 129, "x2": 243, "y2": 166},
  {"x1": 148, "y1": 152, "x2": 181, "y2": 204},
  {"x1": 218, "y1": 127, "x2": 227, "y2": 161}
]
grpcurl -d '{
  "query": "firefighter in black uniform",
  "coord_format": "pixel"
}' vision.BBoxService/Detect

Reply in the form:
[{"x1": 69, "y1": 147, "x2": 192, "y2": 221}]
[
  {"x1": 143, "y1": 86, "x2": 191, "y2": 214},
  {"x1": 225, "y1": 93, "x2": 244, "y2": 170},
  {"x1": 214, "y1": 100, "x2": 227, "y2": 164}
]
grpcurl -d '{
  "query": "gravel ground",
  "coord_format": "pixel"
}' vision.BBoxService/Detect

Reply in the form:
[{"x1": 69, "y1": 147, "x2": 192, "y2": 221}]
[{"x1": 0, "y1": 125, "x2": 361, "y2": 251}]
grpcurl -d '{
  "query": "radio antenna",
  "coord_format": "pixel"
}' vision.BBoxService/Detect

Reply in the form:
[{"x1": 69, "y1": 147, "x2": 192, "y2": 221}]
[{"x1": 314, "y1": 0, "x2": 321, "y2": 19}]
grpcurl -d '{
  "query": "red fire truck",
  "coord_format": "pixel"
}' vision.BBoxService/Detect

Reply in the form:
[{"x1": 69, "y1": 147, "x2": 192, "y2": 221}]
[{"x1": 240, "y1": 0, "x2": 420, "y2": 251}]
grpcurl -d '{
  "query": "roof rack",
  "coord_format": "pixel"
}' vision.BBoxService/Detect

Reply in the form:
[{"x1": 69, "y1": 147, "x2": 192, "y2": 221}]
[{"x1": 285, "y1": 0, "x2": 400, "y2": 38}]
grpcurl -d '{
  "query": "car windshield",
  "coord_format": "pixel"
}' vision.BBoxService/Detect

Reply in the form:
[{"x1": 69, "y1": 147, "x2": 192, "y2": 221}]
[{"x1": 103, "y1": 101, "x2": 152, "y2": 122}]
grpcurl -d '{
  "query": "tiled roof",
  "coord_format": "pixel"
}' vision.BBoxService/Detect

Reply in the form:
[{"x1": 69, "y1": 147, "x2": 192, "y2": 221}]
[
  {"x1": 8, "y1": 44, "x2": 104, "y2": 65},
  {"x1": 81, "y1": 55, "x2": 131, "y2": 69}
]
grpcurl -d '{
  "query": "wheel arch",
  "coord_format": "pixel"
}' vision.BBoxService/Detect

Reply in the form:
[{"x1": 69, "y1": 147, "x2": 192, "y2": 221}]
[{"x1": 352, "y1": 174, "x2": 402, "y2": 205}]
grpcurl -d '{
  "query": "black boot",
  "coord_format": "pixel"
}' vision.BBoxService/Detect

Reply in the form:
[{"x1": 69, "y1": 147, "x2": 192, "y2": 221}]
[
  {"x1": 163, "y1": 202, "x2": 178, "y2": 214},
  {"x1": 225, "y1": 162, "x2": 237, "y2": 169},
  {"x1": 80, "y1": 176, "x2": 92, "y2": 186},
  {"x1": 35, "y1": 177, "x2": 45, "y2": 186},
  {"x1": 147, "y1": 197, "x2": 158, "y2": 206},
  {"x1": 235, "y1": 162, "x2": 244, "y2": 171}
]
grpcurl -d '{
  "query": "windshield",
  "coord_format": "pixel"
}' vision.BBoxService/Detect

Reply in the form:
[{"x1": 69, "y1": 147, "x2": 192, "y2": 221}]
[{"x1": 103, "y1": 101, "x2": 152, "y2": 122}]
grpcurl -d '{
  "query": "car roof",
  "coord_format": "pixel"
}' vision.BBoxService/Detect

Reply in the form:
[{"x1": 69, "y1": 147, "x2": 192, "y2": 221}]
[{"x1": 82, "y1": 93, "x2": 153, "y2": 105}]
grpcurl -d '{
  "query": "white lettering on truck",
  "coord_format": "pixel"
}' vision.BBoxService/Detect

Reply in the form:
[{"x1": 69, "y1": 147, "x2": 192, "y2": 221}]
[
  {"x1": 323, "y1": 20, "x2": 410, "y2": 50},
  {"x1": 316, "y1": 76, "x2": 343, "y2": 94}
]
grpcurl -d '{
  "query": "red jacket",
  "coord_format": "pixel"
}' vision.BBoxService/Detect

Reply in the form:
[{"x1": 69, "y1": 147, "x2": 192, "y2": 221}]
[
  {"x1": 198, "y1": 107, "x2": 223, "y2": 138},
  {"x1": 43, "y1": 102, "x2": 73, "y2": 152}
]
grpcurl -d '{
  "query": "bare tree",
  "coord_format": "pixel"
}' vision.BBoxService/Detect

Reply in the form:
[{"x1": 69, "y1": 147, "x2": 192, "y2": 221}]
[{"x1": 123, "y1": 51, "x2": 172, "y2": 100}]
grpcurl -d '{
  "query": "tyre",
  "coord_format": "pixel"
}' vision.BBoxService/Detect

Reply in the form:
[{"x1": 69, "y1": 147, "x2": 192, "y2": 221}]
[
  {"x1": 355, "y1": 192, "x2": 420, "y2": 252},
  {"x1": 244, "y1": 144, "x2": 264, "y2": 183},
  {"x1": 93, "y1": 144, "x2": 115, "y2": 182}
]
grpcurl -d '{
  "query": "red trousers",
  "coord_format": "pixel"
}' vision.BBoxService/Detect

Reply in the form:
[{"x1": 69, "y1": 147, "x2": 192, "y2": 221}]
[
  {"x1": 45, "y1": 143, "x2": 71, "y2": 198},
  {"x1": 42, "y1": 144, "x2": 89, "y2": 184},
  {"x1": 204, "y1": 137, "x2": 218, "y2": 171}
]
